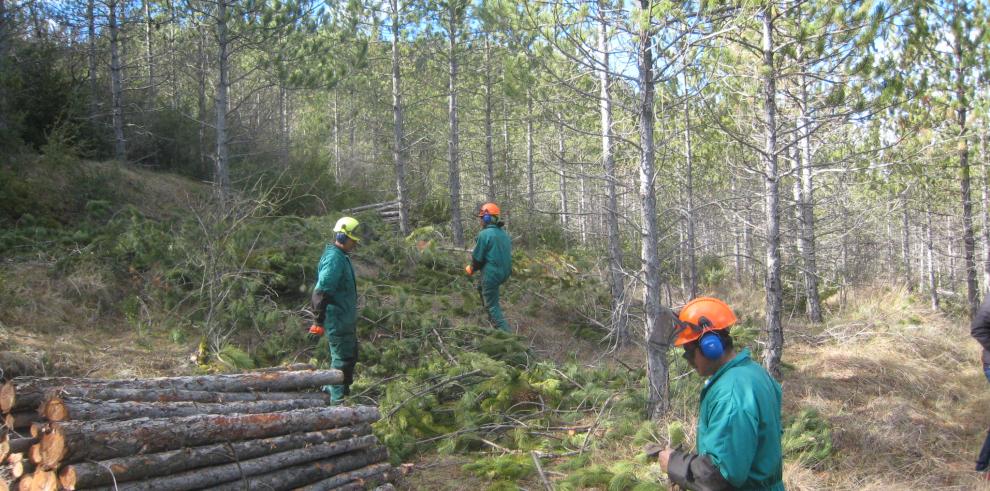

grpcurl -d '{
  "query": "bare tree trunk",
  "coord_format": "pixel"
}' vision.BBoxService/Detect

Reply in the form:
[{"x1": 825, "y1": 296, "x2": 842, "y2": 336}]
[
  {"x1": 760, "y1": 3, "x2": 783, "y2": 379},
  {"x1": 683, "y1": 86, "x2": 698, "y2": 299},
  {"x1": 196, "y1": 23, "x2": 208, "y2": 177},
  {"x1": 579, "y1": 162, "x2": 588, "y2": 244},
  {"x1": 900, "y1": 189, "x2": 913, "y2": 291},
  {"x1": 109, "y1": 0, "x2": 126, "y2": 161},
  {"x1": 214, "y1": 0, "x2": 231, "y2": 197},
  {"x1": 390, "y1": 0, "x2": 410, "y2": 235},
  {"x1": 927, "y1": 204, "x2": 939, "y2": 310},
  {"x1": 332, "y1": 90, "x2": 340, "y2": 180},
  {"x1": 87, "y1": 0, "x2": 98, "y2": 120},
  {"x1": 279, "y1": 81, "x2": 289, "y2": 163},
  {"x1": 557, "y1": 114, "x2": 569, "y2": 231},
  {"x1": 501, "y1": 84, "x2": 511, "y2": 204},
  {"x1": 732, "y1": 175, "x2": 743, "y2": 284},
  {"x1": 597, "y1": 0, "x2": 627, "y2": 347},
  {"x1": 956, "y1": 32, "x2": 979, "y2": 316},
  {"x1": 797, "y1": 69, "x2": 822, "y2": 321},
  {"x1": 982, "y1": 130, "x2": 990, "y2": 293},
  {"x1": 526, "y1": 86, "x2": 534, "y2": 210},
  {"x1": 143, "y1": 0, "x2": 154, "y2": 104},
  {"x1": 639, "y1": 4, "x2": 668, "y2": 419},
  {"x1": 483, "y1": 35, "x2": 496, "y2": 202},
  {"x1": 447, "y1": 4, "x2": 463, "y2": 247}
]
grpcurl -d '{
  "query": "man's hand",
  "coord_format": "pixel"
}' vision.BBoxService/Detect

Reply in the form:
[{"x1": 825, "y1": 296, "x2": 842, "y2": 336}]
[
  {"x1": 465, "y1": 264, "x2": 474, "y2": 276},
  {"x1": 307, "y1": 324, "x2": 325, "y2": 342}
]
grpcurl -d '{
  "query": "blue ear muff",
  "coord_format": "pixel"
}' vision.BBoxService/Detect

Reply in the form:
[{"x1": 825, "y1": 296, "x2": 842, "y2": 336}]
[
  {"x1": 699, "y1": 332, "x2": 724, "y2": 360},
  {"x1": 482, "y1": 213, "x2": 493, "y2": 224},
  {"x1": 336, "y1": 232, "x2": 349, "y2": 244}
]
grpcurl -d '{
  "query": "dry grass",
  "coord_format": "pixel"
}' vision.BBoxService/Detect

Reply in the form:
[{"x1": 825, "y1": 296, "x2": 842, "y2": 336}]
[
  {"x1": 0, "y1": 261, "x2": 191, "y2": 378},
  {"x1": 781, "y1": 284, "x2": 989, "y2": 490}
]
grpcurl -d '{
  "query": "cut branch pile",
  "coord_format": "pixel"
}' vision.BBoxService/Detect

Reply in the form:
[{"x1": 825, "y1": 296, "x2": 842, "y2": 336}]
[{"x1": 0, "y1": 367, "x2": 396, "y2": 490}]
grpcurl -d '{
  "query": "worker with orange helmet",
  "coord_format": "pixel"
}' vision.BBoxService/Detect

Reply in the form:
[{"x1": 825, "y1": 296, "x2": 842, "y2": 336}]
[
  {"x1": 658, "y1": 297, "x2": 784, "y2": 491},
  {"x1": 465, "y1": 202, "x2": 512, "y2": 332}
]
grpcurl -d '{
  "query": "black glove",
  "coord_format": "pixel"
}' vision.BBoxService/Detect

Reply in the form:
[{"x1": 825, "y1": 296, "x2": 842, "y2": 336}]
[{"x1": 307, "y1": 324, "x2": 325, "y2": 343}]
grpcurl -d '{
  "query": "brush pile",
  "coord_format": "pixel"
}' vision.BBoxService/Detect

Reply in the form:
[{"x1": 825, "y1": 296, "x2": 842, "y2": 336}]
[{"x1": 0, "y1": 366, "x2": 395, "y2": 491}]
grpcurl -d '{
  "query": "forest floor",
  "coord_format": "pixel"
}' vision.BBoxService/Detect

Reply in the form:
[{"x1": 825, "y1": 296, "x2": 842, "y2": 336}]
[
  {"x1": 4, "y1": 267, "x2": 988, "y2": 490},
  {"x1": 1, "y1": 161, "x2": 989, "y2": 490}
]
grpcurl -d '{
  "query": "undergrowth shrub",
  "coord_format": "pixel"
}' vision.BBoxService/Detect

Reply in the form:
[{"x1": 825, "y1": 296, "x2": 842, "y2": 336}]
[{"x1": 782, "y1": 408, "x2": 833, "y2": 468}]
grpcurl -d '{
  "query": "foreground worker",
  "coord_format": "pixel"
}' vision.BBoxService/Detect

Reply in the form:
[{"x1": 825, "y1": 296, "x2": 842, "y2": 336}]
[
  {"x1": 658, "y1": 297, "x2": 784, "y2": 491},
  {"x1": 465, "y1": 202, "x2": 512, "y2": 332},
  {"x1": 970, "y1": 296, "x2": 990, "y2": 477},
  {"x1": 309, "y1": 216, "x2": 361, "y2": 403}
]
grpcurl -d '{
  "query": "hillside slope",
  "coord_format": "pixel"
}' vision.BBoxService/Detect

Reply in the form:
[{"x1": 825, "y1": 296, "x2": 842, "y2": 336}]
[{"x1": 2, "y1": 159, "x2": 988, "y2": 490}]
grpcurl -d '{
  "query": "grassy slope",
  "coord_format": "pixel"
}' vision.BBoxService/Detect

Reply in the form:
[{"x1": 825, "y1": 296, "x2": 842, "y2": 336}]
[{"x1": 1, "y1": 160, "x2": 988, "y2": 490}]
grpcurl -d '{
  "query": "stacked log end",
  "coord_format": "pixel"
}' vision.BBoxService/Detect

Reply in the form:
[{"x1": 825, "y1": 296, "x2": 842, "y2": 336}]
[{"x1": 0, "y1": 366, "x2": 397, "y2": 490}]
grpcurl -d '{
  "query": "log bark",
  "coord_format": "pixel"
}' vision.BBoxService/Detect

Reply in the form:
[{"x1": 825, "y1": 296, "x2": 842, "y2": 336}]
[
  {"x1": 203, "y1": 447, "x2": 388, "y2": 491},
  {"x1": 9, "y1": 438, "x2": 34, "y2": 455},
  {"x1": 45, "y1": 397, "x2": 328, "y2": 422},
  {"x1": 89, "y1": 436, "x2": 380, "y2": 491},
  {"x1": 4, "y1": 370, "x2": 341, "y2": 412},
  {"x1": 41, "y1": 406, "x2": 379, "y2": 467},
  {"x1": 59, "y1": 423, "x2": 371, "y2": 489},
  {"x1": 27, "y1": 445, "x2": 40, "y2": 466},
  {"x1": 293, "y1": 462, "x2": 393, "y2": 491},
  {"x1": 4, "y1": 413, "x2": 41, "y2": 432},
  {"x1": 41, "y1": 387, "x2": 328, "y2": 410}
]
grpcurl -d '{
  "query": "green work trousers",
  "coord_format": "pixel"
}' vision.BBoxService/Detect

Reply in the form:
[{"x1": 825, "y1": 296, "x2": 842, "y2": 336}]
[
  {"x1": 322, "y1": 334, "x2": 358, "y2": 402},
  {"x1": 479, "y1": 279, "x2": 509, "y2": 332}
]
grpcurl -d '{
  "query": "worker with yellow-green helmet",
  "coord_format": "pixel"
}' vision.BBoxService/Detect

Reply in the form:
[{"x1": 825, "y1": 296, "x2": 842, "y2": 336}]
[
  {"x1": 465, "y1": 202, "x2": 512, "y2": 332},
  {"x1": 309, "y1": 216, "x2": 361, "y2": 402}
]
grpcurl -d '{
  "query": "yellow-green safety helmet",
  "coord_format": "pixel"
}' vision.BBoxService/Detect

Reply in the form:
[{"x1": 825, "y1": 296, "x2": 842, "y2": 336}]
[{"x1": 333, "y1": 216, "x2": 361, "y2": 242}]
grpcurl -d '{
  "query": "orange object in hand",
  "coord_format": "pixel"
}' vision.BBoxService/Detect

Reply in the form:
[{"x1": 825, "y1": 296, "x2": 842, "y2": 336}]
[
  {"x1": 465, "y1": 265, "x2": 474, "y2": 276},
  {"x1": 308, "y1": 324, "x2": 325, "y2": 336}
]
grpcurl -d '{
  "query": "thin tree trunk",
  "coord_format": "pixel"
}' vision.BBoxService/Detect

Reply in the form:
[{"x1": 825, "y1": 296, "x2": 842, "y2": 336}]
[
  {"x1": 901, "y1": 190, "x2": 912, "y2": 288},
  {"x1": 927, "y1": 204, "x2": 939, "y2": 310},
  {"x1": 684, "y1": 85, "x2": 697, "y2": 299},
  {"x1": 557, "y1": 114, "x2": 568, "y2": 231},
  {"x1": 760, "y1": 3, "x2": 783, "y2": 379},
  {"x1": 279, "y1": 80, "x2": 289, "y2": 163},
  {"x1": 197, "y1": 23, "x2": 208, "y2": 176},
  {"x1": 390, "y1": 0, "x2": 410, "y2": 234},
  {"x1": 109, "y1": 0, "x2": 126, "y2": 161},
  {"x1": 87, "y1": 0, "x2": 98, "y2": 120},
  {"x1": 447, "y1": 4, "x2": 463, "y2": 247},
  {"x1": 332, "y1": 89, "x2": 340, "y2": 180},
  {"x1": 579, "y1": 161, "x2": 588, "y2": 244},
  {"x1": 982, "y1": 130, "x2": 990, "y2": 293},
  {"x1": 215, "y1": 0, "x2": 231, "y2": 197},
  {"x1": 143, "y1": 0, "x2": 154, "y2": 104},
  {"x1": 956, "y1": 31, "x2": 979, "y2": 316},
  {"x1": 483, "y1": 34, "x2": 496, "y2": 202},
  {"x1": 639, "y1": 3, "x2": 668, "y2": 419},
  {"x1": 526, "y1": 85, "x2": 534, "y2": 210},
  {"x1": 597, "y1": 0, "x2": 626, "y2": 347},
  {"x1": 797, "y1": 68, "x2": 822, "y2": 321}
]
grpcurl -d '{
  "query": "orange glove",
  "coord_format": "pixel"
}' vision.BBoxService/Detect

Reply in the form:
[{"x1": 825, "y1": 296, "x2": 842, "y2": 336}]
[
  {"x1": 308, "y1": 324, "x2": 325, "y2": 336},
  {"x1": 465, "y1": 265, "x2": 474, "y2": 276}
]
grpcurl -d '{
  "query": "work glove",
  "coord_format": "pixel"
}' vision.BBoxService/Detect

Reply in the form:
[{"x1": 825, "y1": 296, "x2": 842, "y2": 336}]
[
  {"x1": 465, "y1": 265, "x2": 474, "y2": 276},
  {"x1": 307, "y1": 324, "x2": 325, "y2": 342}
]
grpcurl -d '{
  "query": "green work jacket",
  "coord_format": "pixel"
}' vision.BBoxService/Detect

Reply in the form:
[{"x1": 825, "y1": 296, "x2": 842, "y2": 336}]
[
  {"x1": 697, "y1": 348, "x2": 785, "y2": 491},
  {"x1": 471, "y1": 223, "x2": 512, "y2": 284},
  {"x1": 312, "y1": 244, "x2": 357, "y2": 337}
]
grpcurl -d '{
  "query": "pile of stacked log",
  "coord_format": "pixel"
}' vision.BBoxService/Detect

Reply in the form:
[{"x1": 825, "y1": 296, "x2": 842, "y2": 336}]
[
  {"x1": 342, "y1": 201, "x2": 401, "y2": 226},
  {"x1": 0, "y1": 366, "x2": 396, "y2": 491}
]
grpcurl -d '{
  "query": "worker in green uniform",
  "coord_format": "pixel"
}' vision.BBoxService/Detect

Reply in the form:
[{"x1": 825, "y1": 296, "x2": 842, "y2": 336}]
[
  {"x1": 658, "y1": 297, "x2": 785, "y2": 491},
  {"x1": 465, "y1": 202, "x2": 512, "y2": 332},
  {"x1": 309, "y1": 216, "x2": 361, "y2": 403}
]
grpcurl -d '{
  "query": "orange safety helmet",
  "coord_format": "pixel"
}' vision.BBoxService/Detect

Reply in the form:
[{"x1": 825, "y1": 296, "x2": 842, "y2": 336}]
[
  {"x1": 673, "y1": 297, "x2": 737, "y2": 347},
  {"x1": 478, "y1": 202, "x2": 501, "y2": 217}
]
